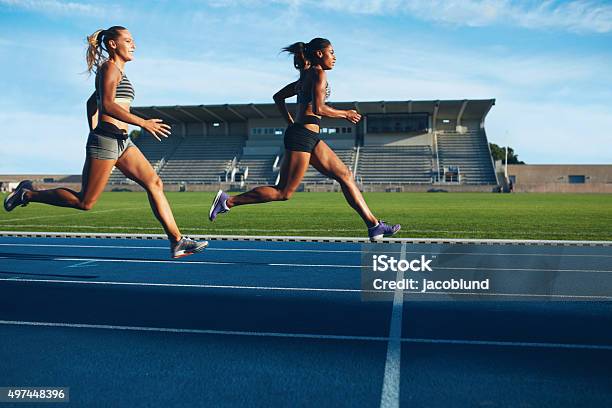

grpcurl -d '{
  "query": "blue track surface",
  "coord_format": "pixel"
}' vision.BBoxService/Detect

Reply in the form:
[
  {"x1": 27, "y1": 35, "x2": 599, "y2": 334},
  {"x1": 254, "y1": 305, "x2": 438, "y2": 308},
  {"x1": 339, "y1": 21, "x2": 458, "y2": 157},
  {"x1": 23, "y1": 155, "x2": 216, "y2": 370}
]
[{"x1": 0, "y1": 236, "x2": 611, "y2": 407}]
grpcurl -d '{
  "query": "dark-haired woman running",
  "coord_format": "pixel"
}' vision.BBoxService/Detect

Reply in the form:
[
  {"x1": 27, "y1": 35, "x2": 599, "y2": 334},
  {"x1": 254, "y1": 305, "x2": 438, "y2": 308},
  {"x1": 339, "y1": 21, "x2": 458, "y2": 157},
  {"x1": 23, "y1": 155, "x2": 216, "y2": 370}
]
[
  {"x1": 209, "y1": 38, "x2": 400, "y2": 241},
  {"x1": 4, "y1": 26, "x2": 207, "y2": 257}
]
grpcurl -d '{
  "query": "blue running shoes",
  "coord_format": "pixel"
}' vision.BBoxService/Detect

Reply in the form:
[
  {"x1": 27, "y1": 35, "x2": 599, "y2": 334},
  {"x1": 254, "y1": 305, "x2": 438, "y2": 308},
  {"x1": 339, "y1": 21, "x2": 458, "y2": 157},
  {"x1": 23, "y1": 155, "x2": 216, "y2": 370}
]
[
  {"x1": 4, "y1": 180, "x2": 33, "y2": 212},
  {"x1": 209, "y1": 189, "x2": 229, "y2": 221},
  {"x1": 368, "y1": 220, "x2": 401, "y2": 241}
]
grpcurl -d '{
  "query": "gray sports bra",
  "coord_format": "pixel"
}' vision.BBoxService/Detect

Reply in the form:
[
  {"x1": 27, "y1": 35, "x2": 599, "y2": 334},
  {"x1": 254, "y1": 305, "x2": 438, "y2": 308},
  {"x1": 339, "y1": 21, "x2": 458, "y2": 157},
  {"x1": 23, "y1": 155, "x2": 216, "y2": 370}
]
[{"x1": 95, "y1": 63, "x2": 135, "y2": 105}]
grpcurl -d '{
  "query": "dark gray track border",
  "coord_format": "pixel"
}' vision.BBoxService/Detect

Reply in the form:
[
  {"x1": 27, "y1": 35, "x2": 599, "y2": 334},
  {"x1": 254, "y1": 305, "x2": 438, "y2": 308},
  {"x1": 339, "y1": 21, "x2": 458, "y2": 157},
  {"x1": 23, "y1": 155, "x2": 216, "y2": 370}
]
[{"x1": 1, "y1": 231, "x2": 610, "y2": 247}]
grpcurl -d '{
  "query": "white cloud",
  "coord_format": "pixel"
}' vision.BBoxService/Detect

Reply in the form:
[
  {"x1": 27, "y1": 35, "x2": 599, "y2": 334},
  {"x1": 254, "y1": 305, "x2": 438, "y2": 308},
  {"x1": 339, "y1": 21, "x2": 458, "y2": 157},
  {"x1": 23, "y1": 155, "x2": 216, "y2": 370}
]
[
  {"x1": 1, "y1": 5, "x2": 610, "y2": 172},
  {"x1": 127, "y1": 56, "x2": 292, "y2": 105},
  {"x1": 336, "y1": 31, "x2": 612, "y2": 99},
  {"x1": 519, "y1": 0, "x2": 612, "y2": 33},
  {"x1": 317, "y1": 0, "x2": 612, "y2": 33},
  {"x1": 0, "y1": 0, "x2": 114, "y2": 16}
]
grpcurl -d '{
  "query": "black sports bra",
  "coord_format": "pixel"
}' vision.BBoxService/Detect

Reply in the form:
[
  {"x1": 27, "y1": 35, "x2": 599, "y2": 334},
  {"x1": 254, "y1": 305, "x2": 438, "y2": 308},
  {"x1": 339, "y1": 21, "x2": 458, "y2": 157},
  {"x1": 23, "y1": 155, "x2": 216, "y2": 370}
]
[{"x1": 296, "y1": 70, "x2": 330, "y2": 104}]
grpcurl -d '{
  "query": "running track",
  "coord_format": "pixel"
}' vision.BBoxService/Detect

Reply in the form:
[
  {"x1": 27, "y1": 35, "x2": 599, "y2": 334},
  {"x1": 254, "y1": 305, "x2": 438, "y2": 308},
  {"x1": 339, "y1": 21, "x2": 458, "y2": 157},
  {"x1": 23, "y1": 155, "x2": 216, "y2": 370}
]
[{"x1": 0, "y1": 234, "x2": 611, "y2": 407}]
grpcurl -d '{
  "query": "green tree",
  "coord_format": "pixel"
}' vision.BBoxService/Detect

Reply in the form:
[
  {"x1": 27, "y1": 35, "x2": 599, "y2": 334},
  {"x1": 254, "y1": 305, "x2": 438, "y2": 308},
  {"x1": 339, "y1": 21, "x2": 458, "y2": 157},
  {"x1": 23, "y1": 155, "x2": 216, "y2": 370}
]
[
  {"x1": 129, "y1": 129, "x2": 141, "y2": 140},
  {"x1": 489, "y1": 142, "x2": 525, "y2": 164}
]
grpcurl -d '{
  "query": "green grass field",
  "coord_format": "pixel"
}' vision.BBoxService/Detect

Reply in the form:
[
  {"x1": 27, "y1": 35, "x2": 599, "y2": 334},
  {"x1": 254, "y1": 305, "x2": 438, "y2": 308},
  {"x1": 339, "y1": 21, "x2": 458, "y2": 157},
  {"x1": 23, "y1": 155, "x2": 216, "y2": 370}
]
[{"x1": 1, "y1": 192, "x2": 611, "y2": 241}]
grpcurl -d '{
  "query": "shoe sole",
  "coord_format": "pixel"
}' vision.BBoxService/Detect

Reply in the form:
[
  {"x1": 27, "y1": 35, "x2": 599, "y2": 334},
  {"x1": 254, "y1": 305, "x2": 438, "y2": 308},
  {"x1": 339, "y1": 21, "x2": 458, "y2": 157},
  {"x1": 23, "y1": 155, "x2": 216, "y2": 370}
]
[
  {"x1": 209, "y1": 190, "x2": 224, "y2": 221},
  {"x1": 172, "y1": 241, "x2": 209, "y2": 258},
  {"x1": 4, "y1": 180, "x2": 31, "y2": 212},
  {"x1": 369, "y1": 225, "x2": 401, "y2": 242}
]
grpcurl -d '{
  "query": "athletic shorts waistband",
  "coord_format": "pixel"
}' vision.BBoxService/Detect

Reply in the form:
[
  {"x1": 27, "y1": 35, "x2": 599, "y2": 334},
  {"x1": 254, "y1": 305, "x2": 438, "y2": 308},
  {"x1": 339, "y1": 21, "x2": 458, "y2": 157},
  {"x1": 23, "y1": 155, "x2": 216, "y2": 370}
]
[{"x1": 92, "y1": 121, "x2": 129, "y2": 140}]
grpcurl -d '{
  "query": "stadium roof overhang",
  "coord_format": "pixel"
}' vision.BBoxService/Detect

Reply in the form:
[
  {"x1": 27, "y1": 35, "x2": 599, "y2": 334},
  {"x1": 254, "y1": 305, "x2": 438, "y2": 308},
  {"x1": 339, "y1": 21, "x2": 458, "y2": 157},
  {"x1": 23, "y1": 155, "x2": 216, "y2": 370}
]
[{"x1": 132, "y1": 99, "x2": 495, "y2": 124}]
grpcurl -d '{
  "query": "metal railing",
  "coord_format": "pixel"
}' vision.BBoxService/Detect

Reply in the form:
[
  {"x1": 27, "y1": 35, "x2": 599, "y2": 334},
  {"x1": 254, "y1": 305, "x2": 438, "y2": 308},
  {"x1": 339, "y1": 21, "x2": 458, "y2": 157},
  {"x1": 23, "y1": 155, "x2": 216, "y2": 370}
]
[
  {"x1": 352, "y1": 146, "x2": 361, "y2": 180},
  {"x1": 153, "y1": 157, "x2": 166, "y2": 173},
  {"x1": 433, "y1": 131, "x2": 441, "y2": 182}
]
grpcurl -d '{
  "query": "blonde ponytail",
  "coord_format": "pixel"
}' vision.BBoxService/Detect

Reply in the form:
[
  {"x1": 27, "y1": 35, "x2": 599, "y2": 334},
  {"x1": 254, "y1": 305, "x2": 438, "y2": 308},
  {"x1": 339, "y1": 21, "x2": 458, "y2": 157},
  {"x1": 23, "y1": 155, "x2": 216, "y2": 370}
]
[
  {"x1": 85, "y1": 26, "x2": 127, "y2": 75},
  {"x1": 86, "y1": 29, "x2": 105, "y2": 74}
]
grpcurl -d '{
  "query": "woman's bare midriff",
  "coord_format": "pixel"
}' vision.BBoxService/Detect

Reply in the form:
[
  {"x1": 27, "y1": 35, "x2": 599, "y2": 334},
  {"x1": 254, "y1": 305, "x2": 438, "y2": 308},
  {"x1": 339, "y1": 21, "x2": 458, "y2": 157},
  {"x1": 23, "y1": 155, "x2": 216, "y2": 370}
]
[
  {"x1": 99, "y1": 102, "x2": 131, "y2": 131},
  {"x1": 294, "y1": 103, "x2": 320, "y2": 133}
]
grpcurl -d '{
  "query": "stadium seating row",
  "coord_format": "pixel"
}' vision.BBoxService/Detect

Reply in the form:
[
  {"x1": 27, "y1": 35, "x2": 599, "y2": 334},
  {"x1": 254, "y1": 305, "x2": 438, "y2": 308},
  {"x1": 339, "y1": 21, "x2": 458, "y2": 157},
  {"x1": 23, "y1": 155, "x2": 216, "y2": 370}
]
[{"x1": 108, "y1": 129, "x2": 496, "y2": 185}]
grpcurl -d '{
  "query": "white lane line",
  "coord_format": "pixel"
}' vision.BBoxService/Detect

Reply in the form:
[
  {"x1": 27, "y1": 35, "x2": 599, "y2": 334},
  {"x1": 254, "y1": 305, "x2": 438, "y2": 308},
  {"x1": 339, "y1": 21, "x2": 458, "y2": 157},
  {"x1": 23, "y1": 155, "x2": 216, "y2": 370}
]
[
  {"x1": 405, "y1": 251, "x2": 612, "y2": 258},
  {"x1": 0, "y1": 278, "x2": 365, "y2": 293},
  {"x1": 268, "y1": 263, "x2": 358, "y2": 268},
  {"x1": 0, "y1": 208, "x2": 133, "y2": 223},
  {"x1": 0, "y1": 243, "x2": 164, "y2": 249},
  {"x1": 401, "y1": 291, "x2": 612, "y2": 300},
  {"x1": 4, "y1": 242, "x2": 612, "y2": 258},
  {"x1": 436, "y1": 266, "x2": 612, "y2": 273},
  {"x1": 67, "y1": 260, "x2": 98, "y2": 268},
  {"x1": 380, "y1": 242, "x2": 406, "y2": 408},
  {"x1": 211, "y1": 248, "x2": 358, "y2": 253},
  {"x1": 1, "y1": 320, "x2": 610, "y2": 351},
  {"x1": 0, "y1": 243, "x2": 360, "y2": 253},
  {"x1": 56, "y1": 257, "x2": 236, "y2": 266},
  {"x1": 52, "y1": 257, "x2": 361, "y2": 269},
  {"x1": 0, "y1": 278, "x2": 610, "y2": 300},
  {"x1": 209, "y1": 248, "x2": 358, "y2": 253},
  {"x1": 4, "y1": 252, "x2": 609, "y2": 273},
  {"x1": 403, "y1": 338, "x2": 612, "y2": 350},
  {"x1": 2, "y1": 243, "x2": 612, "y2": 259},
  {"x1": 0, "y1": 320, "x2": 385, "y2": 341},
  {"x1": 49, "y1": 258, "x2": 612, "y2": 273}
]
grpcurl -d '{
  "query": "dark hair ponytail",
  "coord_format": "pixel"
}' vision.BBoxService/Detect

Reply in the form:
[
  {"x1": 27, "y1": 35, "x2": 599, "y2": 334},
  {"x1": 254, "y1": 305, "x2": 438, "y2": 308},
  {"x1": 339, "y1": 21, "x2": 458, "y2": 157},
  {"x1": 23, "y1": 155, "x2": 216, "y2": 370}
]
[
  {"x1": 282, "y1": 41, "x2": 307, "y2": 70},
  {"x1": 86, "y1": 25, "x2": 127, "y2": 74},
  {"x1": 282, "y1": 37, "x2": 331, "y2": 71}
]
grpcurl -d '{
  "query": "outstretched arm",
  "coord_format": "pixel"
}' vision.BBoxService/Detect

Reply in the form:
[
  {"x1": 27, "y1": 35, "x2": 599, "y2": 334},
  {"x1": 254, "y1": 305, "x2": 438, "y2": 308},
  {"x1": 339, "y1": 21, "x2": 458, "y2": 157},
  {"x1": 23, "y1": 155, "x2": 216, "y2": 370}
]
[
  {"x1": 99, "y1": 62, "x2": 170, "y2": 140},
  {"x1": 312, "y1": 69, "x2": 361, "y2": 124},
  {"x1": 273, "y1": 81, "x2": 298, "y2": 125}
]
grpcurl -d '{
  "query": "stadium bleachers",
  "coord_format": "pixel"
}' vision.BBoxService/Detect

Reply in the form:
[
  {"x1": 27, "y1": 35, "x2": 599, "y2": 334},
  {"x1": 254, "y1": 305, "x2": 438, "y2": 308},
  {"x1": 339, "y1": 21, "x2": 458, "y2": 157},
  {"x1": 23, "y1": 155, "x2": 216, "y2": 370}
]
[
  {"x1": 356, "y1": 145, "x2": 433, "y2": 184},
  {"x1": 117, "y1": 100, "x2": 500, "y2": 190},
  {"x1": 436, "y1": 130, "x2": 497, "y2": 184},
  {"x1": 107, "y1": 133, "x2": 182, "y2": 184},
  {"x1": 158, "y1": 134, "x2": 246, "y2": 183},
  {"x1": 295, "y1": 132, "x2": 357, "y2": 184},
  {"x1": 107, "y1": 168, "x2": 129, "y2": 184},
  {"x1": 239, "y1": 155, "x2": 278, "y2": 184},
  {"x1": 105, "y1": 118, "x2": 498, "y2": 188},
  {"x1": 301, "y1": 148, "x2": 357, "y2": 184},
  {"x1": 237, "y1": 134, "x2": 283, "y2": 184},
  {"x1": 105, "y1": 131, "x2": 496, "y2": 187}
]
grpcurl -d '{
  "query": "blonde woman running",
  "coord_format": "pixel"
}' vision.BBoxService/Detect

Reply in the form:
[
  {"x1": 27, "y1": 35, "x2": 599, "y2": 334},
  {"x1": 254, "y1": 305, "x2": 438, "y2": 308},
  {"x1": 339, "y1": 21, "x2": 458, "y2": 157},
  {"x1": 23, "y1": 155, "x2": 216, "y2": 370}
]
[{"x1": 4, "y1": 26, "x2": 207, "y2": 258}]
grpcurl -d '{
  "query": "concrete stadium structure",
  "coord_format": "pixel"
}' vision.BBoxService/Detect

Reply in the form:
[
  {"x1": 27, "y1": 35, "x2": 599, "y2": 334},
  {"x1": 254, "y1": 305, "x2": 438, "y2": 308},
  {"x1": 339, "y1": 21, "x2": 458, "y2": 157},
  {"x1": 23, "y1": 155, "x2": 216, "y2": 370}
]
[
  {"x1": 3, "y1": 99, "x2": 611, "y2": 194},
  {"x1": 106, "y1": 99, "x2": 499, "y2": 192},
  {"x1": 507, "y1": 165, "x2": 612, "y2": 193}
]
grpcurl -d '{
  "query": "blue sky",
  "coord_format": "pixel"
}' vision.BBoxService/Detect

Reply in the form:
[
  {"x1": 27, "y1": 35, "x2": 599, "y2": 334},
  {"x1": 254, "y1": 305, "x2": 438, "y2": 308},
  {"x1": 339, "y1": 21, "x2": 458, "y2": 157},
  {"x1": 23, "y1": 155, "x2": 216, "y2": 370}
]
[{"x1": 0, "y1": 0, "x2": 611, "y2": 173}]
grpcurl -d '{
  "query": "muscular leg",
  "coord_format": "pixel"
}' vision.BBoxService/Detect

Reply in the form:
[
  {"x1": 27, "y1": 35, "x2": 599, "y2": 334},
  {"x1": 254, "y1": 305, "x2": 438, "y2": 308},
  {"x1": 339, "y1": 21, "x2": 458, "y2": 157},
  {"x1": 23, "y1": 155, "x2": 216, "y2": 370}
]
[
  {"x1": 115, "y1": 147, "x2": 181, "y2": 243},
  {"x1": 227, "y1": 149, "x2": 310, "y2": 208},
  {"x1": 309, "y1": 141, "x2": 378, "y2": 227},
  {"x1": 25, "y1": 157, "x2": 115, "y2": 210}
]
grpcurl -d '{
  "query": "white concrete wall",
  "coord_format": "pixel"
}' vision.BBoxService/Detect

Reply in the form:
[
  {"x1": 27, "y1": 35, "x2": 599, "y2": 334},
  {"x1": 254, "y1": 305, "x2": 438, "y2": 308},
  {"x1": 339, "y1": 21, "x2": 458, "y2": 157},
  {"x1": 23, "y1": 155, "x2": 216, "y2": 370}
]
[{"x1": 364, "y1": 132, "x2": 433, "y2": 147}]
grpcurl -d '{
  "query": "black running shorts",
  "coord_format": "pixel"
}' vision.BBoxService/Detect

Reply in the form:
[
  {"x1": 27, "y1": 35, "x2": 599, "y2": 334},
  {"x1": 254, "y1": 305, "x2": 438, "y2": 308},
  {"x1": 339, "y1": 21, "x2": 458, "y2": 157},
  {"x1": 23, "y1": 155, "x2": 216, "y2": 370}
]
[{"x1": 283, "y1": 124, "x2": 321, "y2": 153}]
